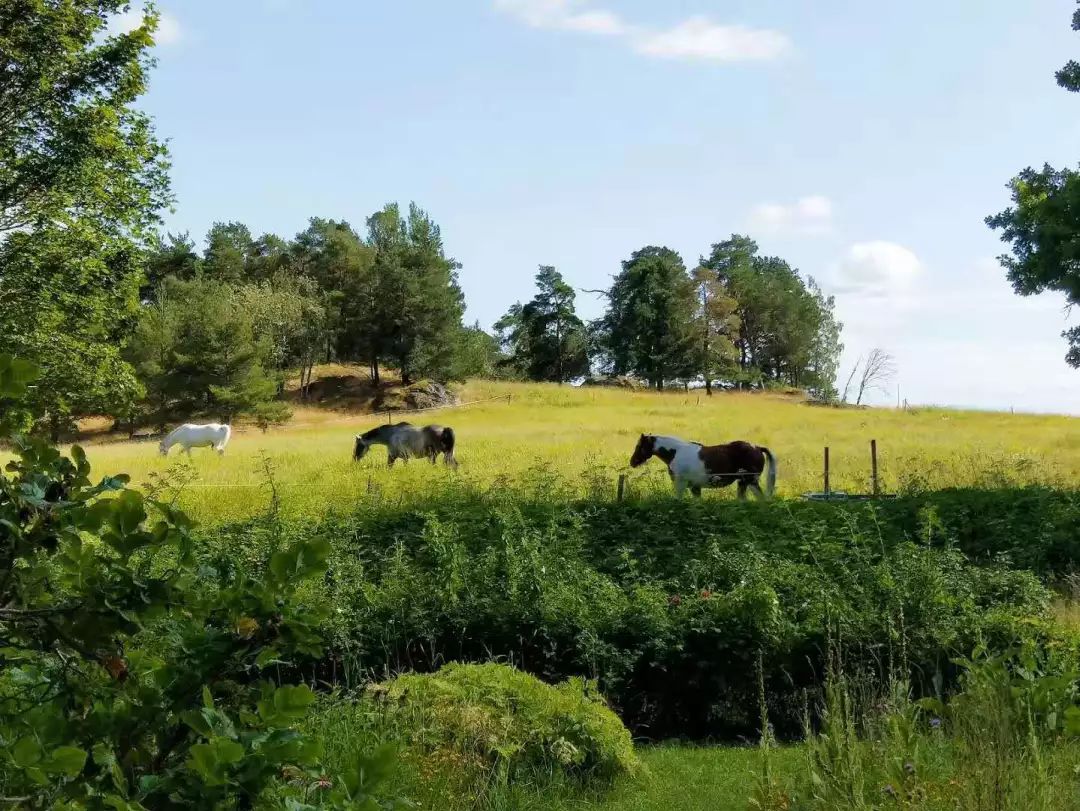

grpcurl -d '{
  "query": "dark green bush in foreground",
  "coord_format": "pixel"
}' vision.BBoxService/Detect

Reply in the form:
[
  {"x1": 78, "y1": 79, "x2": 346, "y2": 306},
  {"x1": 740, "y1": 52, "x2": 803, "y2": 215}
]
[
  {"x1": 206, "y1": 489, "x2": 1074, "y2": 740},
  {"x1": 0, "y1": 358, "x2": 394, "y2": 809}
]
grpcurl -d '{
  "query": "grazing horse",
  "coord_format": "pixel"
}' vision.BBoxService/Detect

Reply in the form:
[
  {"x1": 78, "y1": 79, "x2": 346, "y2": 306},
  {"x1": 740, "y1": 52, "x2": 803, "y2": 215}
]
[
  {"x1": 629, "y1": 434, "x2": 777, "y2": 499},
  {"x1": 159, "y1": 423, "x2": 232, "y2": 457},
  {"x1": 353, "y1": 422, "x2": 458, "y2": 469}
]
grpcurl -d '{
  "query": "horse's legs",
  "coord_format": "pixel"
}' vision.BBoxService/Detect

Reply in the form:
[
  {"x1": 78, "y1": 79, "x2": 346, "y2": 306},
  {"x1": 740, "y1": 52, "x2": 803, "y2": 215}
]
[
  {"x1": 673, "y1": 478, "x2": 688, "y2": 498},
  {"x1": 185, "y1": 445, "x2": 192, "y2": 458},
  {"x1": 690, "y1": 485, "x2": 702, "y2": 498},
  {"x1": 737, "y1": 481, "x2": 749, "y2": 501},
  {"x1": 748, "y1": 481, "x2": 766, "y2": 500}
]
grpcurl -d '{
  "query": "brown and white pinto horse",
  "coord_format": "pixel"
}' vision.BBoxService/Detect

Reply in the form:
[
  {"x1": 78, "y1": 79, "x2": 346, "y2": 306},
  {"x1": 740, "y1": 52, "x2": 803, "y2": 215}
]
[{"x1": 629, "y1": 434, "x2": 777, "y2": 499}]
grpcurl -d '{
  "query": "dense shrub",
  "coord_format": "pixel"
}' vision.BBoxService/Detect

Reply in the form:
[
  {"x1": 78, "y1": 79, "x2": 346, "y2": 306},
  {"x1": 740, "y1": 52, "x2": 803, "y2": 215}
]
[
  {"x1": 0, "y1": 357, "x2": 396, "y2": 809},
  {"x1": 370, "y1": 663, "x2": 638, "y2": 780},
  {"x1": 205, "y1": 491, "x2": 1070, "y2": 739}
]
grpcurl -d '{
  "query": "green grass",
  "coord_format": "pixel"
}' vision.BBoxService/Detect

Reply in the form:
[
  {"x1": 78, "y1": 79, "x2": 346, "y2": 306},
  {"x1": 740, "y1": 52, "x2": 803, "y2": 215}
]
[
  {"x1": 313, "y1": 691, "x2": 801, "y2": 811},
  {"x1": 598, "y1": 746, "x2": 802, "y2": 811},
  {"x1": 57, "y1": 375, "x2": 1080, "y2": 525},
  {"x1": 458, "y1": 745, "x2": 805, "y2": 811}
]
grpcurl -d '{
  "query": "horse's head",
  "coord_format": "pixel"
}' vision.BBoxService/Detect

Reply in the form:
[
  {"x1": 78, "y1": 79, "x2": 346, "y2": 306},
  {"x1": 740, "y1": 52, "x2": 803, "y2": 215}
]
[
  {"x1": 353, "y1": 435, "x2": 370, "y2": 461},
  {"x1": 629, "y1": 434, "x2": 656, "y2": 468},
  {"x1": 158, "y1": 439, "x2": 169, "y2": 456}
]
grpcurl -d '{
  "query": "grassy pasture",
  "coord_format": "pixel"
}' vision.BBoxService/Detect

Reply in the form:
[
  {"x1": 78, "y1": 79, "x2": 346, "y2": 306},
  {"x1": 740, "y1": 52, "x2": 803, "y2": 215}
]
[
  {"x1": 65, "y1": 374, "x2": 1079, "y2": 525},
  {"x1": 49, "y1": 372, "x2": 1080, "y2": 808}
]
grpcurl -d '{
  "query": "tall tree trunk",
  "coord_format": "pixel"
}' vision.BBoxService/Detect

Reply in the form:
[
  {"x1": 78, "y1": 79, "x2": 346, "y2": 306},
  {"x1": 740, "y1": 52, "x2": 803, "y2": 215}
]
[
  {"x1": 705, "y1": 378, "x2": 713, "y2": 396},
  {"x1": 371, "y1": 359, "x2": 380, "y2": 386}
]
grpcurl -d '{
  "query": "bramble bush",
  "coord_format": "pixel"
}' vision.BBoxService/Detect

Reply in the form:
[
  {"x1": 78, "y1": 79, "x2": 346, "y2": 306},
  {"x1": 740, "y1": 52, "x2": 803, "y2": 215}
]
[{"x1": 0, "y1": 356, "x2": 400, "y2": 809}]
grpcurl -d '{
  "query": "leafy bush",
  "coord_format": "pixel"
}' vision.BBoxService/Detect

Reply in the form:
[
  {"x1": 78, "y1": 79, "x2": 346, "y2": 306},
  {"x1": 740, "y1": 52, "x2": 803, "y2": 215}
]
[
  {"x1": 370, "y1": 663, "x2": 638, "y2": 781},
  {"x1": 0, "y1": 356, "x2": 396, "y2": 809},
  {"x1": 208, "y1": 495, "x2": 1064, "y2": 740}
]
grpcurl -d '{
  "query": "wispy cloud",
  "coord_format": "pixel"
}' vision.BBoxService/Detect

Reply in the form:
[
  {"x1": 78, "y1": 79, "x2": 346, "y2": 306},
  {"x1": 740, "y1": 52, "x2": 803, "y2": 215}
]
[
  {"x1": 494, "y1": 0, "x2": 627, "y2": 36},
  {"x1": 494, "y1": 1, "x2": 790, "y2": 63},
  {"x1": 108, "y1": 5, "x2": 182, "y2": 46},
  {"x1": 749, "y1": 196, "x2": 833, "y2": 236},
  {"x1": 635, "y1": 17, "x2": 791, "y2": 62}
]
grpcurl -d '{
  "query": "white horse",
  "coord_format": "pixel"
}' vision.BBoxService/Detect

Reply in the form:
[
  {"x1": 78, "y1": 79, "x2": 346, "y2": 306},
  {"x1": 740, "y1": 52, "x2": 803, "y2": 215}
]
[{"x1": 159, "y1": 423, "x2": 232, "y2": 457}]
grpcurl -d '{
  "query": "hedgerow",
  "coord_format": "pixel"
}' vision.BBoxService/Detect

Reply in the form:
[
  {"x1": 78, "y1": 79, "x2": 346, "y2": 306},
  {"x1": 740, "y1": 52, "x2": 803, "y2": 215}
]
[{"x1": 205, "y1": 490, "x2": 1071, "y2": 739}]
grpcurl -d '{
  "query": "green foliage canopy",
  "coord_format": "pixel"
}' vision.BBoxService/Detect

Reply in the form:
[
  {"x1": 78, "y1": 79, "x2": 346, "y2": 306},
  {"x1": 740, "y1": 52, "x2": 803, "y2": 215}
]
[{"x1": 495, "y1": 266, "x2": 591, "y2": 383}]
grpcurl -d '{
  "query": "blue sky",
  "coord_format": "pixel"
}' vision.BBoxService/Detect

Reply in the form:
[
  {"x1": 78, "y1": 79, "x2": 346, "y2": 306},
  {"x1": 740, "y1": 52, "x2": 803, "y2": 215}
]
[{"x1": 132, "y1": 1, "x2": 1080, "y2": 412}]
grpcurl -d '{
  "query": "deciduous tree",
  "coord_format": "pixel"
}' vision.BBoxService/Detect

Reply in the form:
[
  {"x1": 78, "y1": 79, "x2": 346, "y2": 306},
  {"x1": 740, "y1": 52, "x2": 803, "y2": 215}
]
[
  {"x1": 690, "y1": 265, "x2": 740, "y2": 395},
  {"x1": 0, "y1": 1, "x2": 171, "y2": 437},
  {"x1": 987, "y1": 3, "x2": 1080, "y2": 367}
]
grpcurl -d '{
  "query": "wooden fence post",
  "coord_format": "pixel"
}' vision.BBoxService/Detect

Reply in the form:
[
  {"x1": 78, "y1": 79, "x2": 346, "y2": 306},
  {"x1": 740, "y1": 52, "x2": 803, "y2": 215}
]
[
  {"x1": 824, "y1": 447, "x2": 831, "y2": 500},
  {"x1": 617, "y1": 474, "x2": 627, "y2": 502},
  {"x1": 871, "y1": 439, "x2": 879, "y2": 497}
]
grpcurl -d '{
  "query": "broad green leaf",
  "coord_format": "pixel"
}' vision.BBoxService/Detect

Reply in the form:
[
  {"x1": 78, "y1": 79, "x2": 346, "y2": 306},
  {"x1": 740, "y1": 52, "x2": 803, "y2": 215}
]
[
  {"x1": 272, "y1": 684, "x2": 316, "y2": 721},
  {"x1": 44, "y1": 746, "x2": 87, "y2": 777},
  {"x1": 12, "y1": 736, "x2": 43, "y2": 768},
  {"x1": 255, "y1": 647, "x2": 282, "y2": 669},
  {"x1": 112, "y1": 489, "x2": 147, "y2": 535},
  {"x1": 187, "y1": 744, "x2": 221, "y2": 784},
  {"x1": 181, "y1": 709, "x2": 213, "y2": 737},
  {"x1": 215, "y1": 738, "x2": 245, "y2": 765}
]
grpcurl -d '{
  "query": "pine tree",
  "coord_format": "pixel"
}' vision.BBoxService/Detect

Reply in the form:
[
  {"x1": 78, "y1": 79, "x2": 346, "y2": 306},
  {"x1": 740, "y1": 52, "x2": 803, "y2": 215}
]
[
  {"x1": 495, "y1": 266, "x2": 590, "y2": 382},
  {"x1": 593, "y1": 247, "x2": 698, "y2": 390}
]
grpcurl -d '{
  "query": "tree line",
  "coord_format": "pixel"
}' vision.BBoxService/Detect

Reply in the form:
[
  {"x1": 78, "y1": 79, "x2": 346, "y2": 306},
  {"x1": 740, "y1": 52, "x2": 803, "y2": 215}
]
[
  {"x1": 497, "y1": 238, "x2": 843, "y2": 396},
  {"x1": 122, "y1": 208, "x2": 491, "y2": 435},
  {"x1": 0, "y1": 0, "x2": 844, "y2": 441}
]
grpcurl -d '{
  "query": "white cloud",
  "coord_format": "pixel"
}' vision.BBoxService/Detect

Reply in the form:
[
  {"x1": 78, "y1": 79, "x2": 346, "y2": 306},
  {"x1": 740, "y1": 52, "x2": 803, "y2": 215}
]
[
  {"x1": 494, "y1": 0, "x2": 628, "y2": 36},
  {"x1": 494, "y1": 2, "x2": 789, "y2": 62},
  {"x1": 834, "y1": 241, "x2": 923, "y2": 296},
  {"x1": 749, "y1": 195, "x2": 833, "y2": 236},
  {"x1": 635, "y1": 17, "x2": 792, "y2": 62},
  {"x1": 108, "y1": 5, "x2": 182, "y2": 46}
]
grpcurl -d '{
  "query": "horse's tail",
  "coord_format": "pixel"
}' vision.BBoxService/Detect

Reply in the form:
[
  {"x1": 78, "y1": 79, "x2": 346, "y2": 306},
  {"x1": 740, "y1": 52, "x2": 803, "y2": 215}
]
[
  {"x1": 440, "y1": 427, "x2": 458, "y2": 468},
  {"x1": 759, "y1": 446, "x2": 778, "y2": 497}
]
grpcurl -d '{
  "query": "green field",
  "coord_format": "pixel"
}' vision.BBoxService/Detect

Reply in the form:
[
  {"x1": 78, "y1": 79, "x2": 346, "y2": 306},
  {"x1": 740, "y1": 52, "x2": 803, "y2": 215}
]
[
  {"x1": 50, "y1": 378, "x2": 1080, "y2": 809},
  {"x1": 72, "y1": 375, "x2": 1079, "y2": 525}
]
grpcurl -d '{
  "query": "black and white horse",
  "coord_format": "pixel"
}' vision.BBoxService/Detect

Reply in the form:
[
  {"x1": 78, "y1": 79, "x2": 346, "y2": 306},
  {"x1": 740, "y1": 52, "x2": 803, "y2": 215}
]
[
  {"x1": 353, "y1": 422, "x2": 458, "y2": 468},
  {"x1": 629, "y1": 434, "x2": 776, "y2": 499}
]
